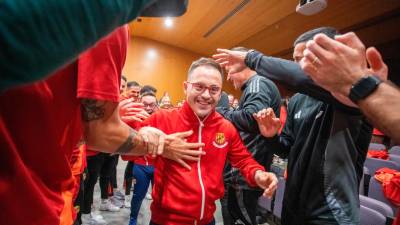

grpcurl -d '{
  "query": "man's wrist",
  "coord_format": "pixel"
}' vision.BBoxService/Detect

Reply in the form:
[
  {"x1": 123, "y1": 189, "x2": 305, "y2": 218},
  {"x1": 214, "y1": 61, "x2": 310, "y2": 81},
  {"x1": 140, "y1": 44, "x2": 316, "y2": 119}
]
[
  {"x1": 348, "y1": 75, "x2": 382, "y2": 103},
  {"x1": 115, "y1": 128, "x2": 138, "y2": 154},
  {"x1": 244, "y1": 49, "x2": 255, "y2": 67},
  {"x1": 340, "y1": 70, "x2": 368, "y2": 95},
  {"x1": 254, "y1": 169, "x2": 263, "y2": 179}
]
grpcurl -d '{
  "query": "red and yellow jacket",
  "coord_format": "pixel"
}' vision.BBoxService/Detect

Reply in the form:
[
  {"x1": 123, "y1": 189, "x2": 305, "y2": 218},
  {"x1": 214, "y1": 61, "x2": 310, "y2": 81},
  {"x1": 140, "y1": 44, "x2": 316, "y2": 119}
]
[{"x1": 145, "y1": 102, "x2": 265, "y2": 225}]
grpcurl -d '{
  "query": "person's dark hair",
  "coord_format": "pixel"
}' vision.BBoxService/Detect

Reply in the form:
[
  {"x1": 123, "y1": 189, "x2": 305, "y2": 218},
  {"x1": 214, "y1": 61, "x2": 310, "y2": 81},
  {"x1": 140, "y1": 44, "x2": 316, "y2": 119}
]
[
  {"x1": 140, "y1": 91, "x2": 156, "y2": 98},
  {"x1": 140, "y1": 85, "x2": 157, "y2": 95},
  {"x1": 294, "y1": 27, "x2": 340, "y2": 46},
  {"x1": 188, "y1": 57, "x2": 224, "y2": 80},
  {"x1": 217, "y1": 91, "x2": 230, "y2": 108},
  {"x1": 280, "y1": 99, "x2": 287, "y2": 108},
  {"x1": 121, "y1": 75, "x2": 127, "y2": 82},
  {"x1": 230, "y1": 46, "x2": 249, "y2": 52},
  {"x1": 127, "y1": 81, "x2": 140, "y2": 88}
]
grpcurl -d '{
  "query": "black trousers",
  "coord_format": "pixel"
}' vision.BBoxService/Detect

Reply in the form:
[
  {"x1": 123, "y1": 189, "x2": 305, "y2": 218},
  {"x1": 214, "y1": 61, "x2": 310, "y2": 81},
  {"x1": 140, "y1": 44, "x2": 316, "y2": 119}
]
[
  {"x1": 73, "y1": 173, "x2": 85, "y2": 225},
  {"x1": 110, "y1": 155, "x2": 119, "y2": 189},
  {"x1": 124, "y1": 161, "x2": 134, "y2": 195},
  {"x1": 221, "y1": 185, "x2": 262, "y2": 225},
  {"x1": 81, "y1": 153, "x2": 117, "y2": 214}
]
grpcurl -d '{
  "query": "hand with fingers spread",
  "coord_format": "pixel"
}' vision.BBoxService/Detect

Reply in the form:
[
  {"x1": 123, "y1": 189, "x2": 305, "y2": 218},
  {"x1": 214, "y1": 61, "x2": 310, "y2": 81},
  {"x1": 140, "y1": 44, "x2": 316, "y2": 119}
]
[
  {"x1": 137, "y1": 126, "x2": 166, "y2": 156},
  {"x1": 212, "y1": 48, "x2": 248, "y2": 73},
  {"x1": 162, "y1": 130, "x2": 205, "y2": 170},
  {"x1": 119, "y1": 98, "x2": 150, "y2": 123},
  {"x1": 254, "y1": 170, "x2": 278, "y2": 198},
  {"x1": 253, "y1": 108, "x2": 281, "y2": 138}
]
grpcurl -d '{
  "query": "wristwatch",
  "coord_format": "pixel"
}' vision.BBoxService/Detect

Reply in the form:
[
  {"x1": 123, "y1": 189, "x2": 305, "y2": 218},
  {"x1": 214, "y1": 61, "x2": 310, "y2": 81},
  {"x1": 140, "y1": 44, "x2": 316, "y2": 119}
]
[{"x1": 349, "y1": 75, "x2": 382, "y2": 103}]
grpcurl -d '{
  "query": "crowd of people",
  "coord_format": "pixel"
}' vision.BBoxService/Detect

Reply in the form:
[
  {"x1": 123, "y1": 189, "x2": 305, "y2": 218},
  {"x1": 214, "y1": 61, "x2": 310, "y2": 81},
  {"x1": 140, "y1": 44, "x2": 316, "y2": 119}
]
[{"x1": 1, "y1": 1, "x2": 400, "y2": 225}]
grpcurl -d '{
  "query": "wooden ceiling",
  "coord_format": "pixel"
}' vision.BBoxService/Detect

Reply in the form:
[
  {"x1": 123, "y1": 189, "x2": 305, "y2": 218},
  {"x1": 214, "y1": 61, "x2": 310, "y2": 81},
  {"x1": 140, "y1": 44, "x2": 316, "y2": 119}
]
[{"x1": 130, "y1": 0, "x2": 400, "y2": 59}]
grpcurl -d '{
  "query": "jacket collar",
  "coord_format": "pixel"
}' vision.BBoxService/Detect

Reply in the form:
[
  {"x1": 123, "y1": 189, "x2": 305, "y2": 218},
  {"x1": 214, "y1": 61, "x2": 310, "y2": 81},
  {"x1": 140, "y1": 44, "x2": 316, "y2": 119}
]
[{"x1": 179, "y1": 101, "x2": 217, "y2": 125}]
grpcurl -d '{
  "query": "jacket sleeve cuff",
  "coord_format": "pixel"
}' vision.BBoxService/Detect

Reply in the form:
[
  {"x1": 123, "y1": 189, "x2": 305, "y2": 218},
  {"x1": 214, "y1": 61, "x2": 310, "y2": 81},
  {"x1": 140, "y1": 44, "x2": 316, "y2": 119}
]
[{"x1": 244, "y1": 49, "x2": 259, "y2": 71}]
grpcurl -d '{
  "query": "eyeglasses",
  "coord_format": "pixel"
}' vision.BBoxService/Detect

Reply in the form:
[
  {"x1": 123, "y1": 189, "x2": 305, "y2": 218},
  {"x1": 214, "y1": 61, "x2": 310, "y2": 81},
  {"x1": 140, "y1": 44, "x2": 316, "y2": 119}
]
[
  {"x1": 143, "y1": 103, "x2": 157, "y2": 109},
  {"x1": 186, "y1": 82, "x2": 221, "y2": 95}
]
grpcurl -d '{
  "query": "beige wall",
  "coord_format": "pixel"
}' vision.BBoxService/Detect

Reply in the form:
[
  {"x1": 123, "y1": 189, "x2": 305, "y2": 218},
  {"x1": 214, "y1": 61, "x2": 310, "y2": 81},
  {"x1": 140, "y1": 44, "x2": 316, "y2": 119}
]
[{"x1": 122, "y1": 37, "x2": 241, "y2": 104}]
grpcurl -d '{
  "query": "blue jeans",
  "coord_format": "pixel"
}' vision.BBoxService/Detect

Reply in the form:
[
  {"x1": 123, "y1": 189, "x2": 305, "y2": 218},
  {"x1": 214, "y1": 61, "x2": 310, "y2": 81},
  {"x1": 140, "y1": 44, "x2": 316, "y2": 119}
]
[
  {"x1": 149, "y1": 219, "x2": 215, "y2": 225},
  {"x1": 128, "y1": 164, "x2": 154, "y2": 225}
]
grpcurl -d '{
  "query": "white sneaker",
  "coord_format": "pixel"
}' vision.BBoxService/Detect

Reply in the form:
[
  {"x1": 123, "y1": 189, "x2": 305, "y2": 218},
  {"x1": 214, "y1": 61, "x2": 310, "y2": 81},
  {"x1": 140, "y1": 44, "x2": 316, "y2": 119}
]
[
  {"x1": 90, "y1": 212, "x2": 104, "y2": 221},
  {"x1": 99, "y1": 199, "x2": 120, "y2": 212},
  {"x1": 113, "y1": 190, "x2": 125, "y2": 201},
  {"x1": 124, "y1": 195, "x2": 131, "y2": 208},
  {"x1": 110, "y1": 196, "x2": 124, "y2": 208},
  {"x1": 81, "y1": 213, "x2": 106, "y2": 225}
]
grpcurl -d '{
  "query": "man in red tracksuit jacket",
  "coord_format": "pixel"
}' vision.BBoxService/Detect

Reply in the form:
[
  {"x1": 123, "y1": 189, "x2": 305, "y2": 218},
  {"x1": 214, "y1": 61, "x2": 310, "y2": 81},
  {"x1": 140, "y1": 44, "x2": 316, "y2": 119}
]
[{"x1": 142, "y1": 58, "x2": 278, "y2": 225}]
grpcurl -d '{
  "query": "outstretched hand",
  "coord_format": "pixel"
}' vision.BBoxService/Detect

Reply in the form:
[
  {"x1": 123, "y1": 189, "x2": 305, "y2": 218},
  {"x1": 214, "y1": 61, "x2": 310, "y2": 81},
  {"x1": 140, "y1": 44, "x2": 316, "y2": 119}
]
[
  {"x1": 254, "y1": 170, "x2": 278, "y2": 198},
  {"x1": 119, "y1": 98, "x2": 150, "y2": 123},
  {"x1": 253, "y1": 108, "x2": 281, "y2": 137},
  {"x1": 163, "y1": 130, "x2": 205, "y2": 170},
  {"x1": 212, "y1": 48, "x2": 248, "y2": 74}
]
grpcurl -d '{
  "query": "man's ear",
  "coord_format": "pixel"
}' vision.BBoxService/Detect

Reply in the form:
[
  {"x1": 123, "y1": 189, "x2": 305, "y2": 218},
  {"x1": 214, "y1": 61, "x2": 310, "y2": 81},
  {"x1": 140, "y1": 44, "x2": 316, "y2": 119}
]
[{"x1": 183, "y1": 81, "x2": 188, "y2": 95}]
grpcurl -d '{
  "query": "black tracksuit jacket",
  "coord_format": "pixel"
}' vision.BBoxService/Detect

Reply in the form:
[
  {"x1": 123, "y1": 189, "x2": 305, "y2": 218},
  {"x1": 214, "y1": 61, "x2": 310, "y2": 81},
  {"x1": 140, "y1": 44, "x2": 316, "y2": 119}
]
[
  {"x1": 217, "y1": 74, "x2": 281, "y2": 190},
  {"x1": 244, "y1": 50, "x2": 372, "y2": 225}
]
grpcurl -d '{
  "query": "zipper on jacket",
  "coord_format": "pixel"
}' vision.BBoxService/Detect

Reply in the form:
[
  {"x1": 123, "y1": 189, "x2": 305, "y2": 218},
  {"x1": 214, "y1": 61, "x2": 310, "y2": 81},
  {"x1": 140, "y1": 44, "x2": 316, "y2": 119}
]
[{"x1": 197, "y1": 121, "x2": 206, "y2": 220}]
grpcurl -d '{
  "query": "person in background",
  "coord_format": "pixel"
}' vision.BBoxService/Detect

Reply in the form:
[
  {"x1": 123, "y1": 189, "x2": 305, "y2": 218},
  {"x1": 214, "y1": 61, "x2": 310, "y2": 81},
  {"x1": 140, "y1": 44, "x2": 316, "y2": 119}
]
[
  {"x1": 216, "y1": 47, "x2": 281, "y2": 225},
  {"x1": 227, "y1": 94, "x2": 234, "y2": 109},
  {"x1": 217, "y1": 91, "x2": 230, "y2": 109},
  {"x1": 140, "y1": 85, "x2": 158, "y2": 96},
  {"x1": 232, "y1": 98, "x2": 239, "y2": 109},
  {"x1": 214, "y1": 27, "x2": 373, "y2": 225},
  {"x1": 279, "y1": 97, "x2": 289, "y2": 134},
  {"x1": 108, "y1": 75, "x2": 131, "y2": 207},
  {"x1": 120, "y1": 76, "x2": 128, "y2": 94},
  {"x1": 119, "y1": 81, "x2": 145, "y2": 208},
  {"x1": 126, "y1": 81, "x2": 142, "y2": 102},
  {"x1": 160, "y1": 92, "x2": 173, "y2": 109},
  {"x1": 127, "y1": 91, "x2": 159, "y2": 225},
  {"x1": 72, "y1": 142, "x2": 87, "y2": 225}
]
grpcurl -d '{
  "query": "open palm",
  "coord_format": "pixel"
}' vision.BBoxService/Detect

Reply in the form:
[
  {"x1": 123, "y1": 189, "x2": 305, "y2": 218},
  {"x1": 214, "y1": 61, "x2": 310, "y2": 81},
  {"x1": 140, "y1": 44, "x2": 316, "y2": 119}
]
[{"x1": 253, "y1": 108, "x2": 281, "y2": 138}]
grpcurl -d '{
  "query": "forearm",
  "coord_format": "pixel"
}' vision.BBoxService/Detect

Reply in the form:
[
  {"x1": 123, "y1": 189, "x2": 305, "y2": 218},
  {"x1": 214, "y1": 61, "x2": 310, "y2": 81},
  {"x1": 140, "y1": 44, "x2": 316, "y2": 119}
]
[
  {"x1": 217, "y1": 107, "x2": 259, "y2": 133},
  {"x1": 358, "y1": 81, "x2": 400, "y2": 143},
  {"x1": 245, "y1": 51, "x2": 311, "y2": 89},
  {"x1": 245, "y1": 51, "x2": 355, "y2": 110},
  {"x1": 84, "y1": 120, "x2": 148, "y2": 155},
  {"x1": 81, "y1": 99, "x2": 149, "y2": 155},
  {"x1": 0, "y1": 0, "x2": 150, "y2": 91}
]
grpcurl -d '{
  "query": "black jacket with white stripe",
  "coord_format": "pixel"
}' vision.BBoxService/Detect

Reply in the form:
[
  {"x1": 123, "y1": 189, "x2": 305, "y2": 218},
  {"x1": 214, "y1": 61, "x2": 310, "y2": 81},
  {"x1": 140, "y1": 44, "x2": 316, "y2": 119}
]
[
  {"x1": 217, "y1": 74, "x2": 281, "y2": 190},
  {"x1": 244, "y1": 50, "x2": 372, "y2": 225}
]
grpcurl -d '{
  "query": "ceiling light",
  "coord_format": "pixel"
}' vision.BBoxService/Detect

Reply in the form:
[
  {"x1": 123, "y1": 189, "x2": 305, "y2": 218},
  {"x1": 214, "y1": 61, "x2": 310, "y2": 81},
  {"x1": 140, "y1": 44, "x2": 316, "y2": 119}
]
[
  {"x1": 147, "y1": 49, "x2": 157, "y2": 59},
  {"x1": 164, "y1": 17, "x2": 173, "y2": 28}
]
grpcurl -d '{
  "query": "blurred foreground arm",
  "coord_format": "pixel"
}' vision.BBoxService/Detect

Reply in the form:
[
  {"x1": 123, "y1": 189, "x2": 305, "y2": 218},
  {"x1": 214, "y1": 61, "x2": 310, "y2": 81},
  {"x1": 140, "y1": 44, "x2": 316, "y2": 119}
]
[
  {"x1": 300, "y1": 32, "x2": 400, "y2": 143},
  {"x1": 0, "y1": 0, "x2": 187, "y2": 91}
]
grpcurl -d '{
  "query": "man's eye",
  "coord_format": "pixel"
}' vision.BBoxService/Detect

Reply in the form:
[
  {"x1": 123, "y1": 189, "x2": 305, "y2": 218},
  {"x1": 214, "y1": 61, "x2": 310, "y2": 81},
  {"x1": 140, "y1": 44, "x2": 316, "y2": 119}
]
[
  {"x1": 211, "y1": 87, "x2": 220, "y2": 92},
  {"x1": 194, "y1": 85, "x2": 204, "y2": 90}
]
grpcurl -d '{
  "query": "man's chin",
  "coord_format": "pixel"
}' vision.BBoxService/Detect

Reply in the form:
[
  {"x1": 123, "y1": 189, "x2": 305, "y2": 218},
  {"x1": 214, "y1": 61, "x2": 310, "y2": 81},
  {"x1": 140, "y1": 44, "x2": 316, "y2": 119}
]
[{"x1": 194, "y1": 109, "x2": 212, "y2": 118}]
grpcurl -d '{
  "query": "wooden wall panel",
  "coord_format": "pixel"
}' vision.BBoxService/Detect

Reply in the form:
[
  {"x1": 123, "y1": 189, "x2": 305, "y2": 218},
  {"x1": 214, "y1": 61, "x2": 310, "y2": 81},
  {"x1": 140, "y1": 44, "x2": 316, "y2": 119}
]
[{"x1": 122, "y1": 37, "x2": 241, "y2": 104}]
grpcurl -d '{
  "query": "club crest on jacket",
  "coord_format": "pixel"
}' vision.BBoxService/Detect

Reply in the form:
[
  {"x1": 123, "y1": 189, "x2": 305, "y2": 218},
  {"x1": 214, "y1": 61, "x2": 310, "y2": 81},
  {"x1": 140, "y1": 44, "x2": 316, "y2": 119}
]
[{"x1": 213, "y1": 132, "x2": 228, "y2": 148}]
